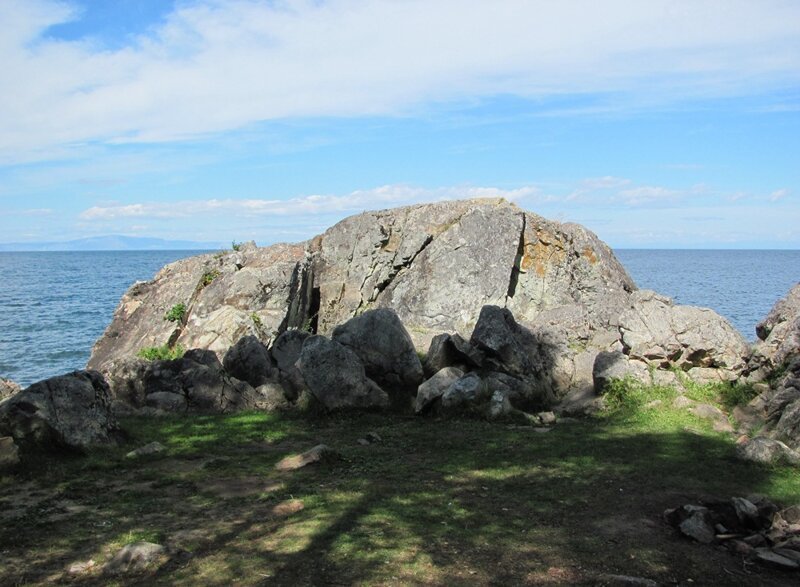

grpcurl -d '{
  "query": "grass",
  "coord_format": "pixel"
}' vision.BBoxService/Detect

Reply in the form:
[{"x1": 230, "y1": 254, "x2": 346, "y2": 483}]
[
  {"x1": 197, "y1": 269, "x2": 220, "y2": 290},
  {"x1": 137, "y1": 344, "x2": 186, "y2": 361},
  {"x1": 1, "y1": 398, "x2": 799, "y2": 585},
  {"x1": 164, "y1": 302, "x2": 187, "y2": 323}
]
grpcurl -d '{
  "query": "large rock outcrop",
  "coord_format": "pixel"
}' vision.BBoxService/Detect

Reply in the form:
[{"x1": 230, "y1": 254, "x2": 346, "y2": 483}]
[
  {"x1": 754, "y1": 283, "x2": 800, "y2": 368},
  {"x1": 733, "y1": 285, "x2": 800, "y2": 462},
  {"x1": 618, "y1": 290, "x2": 749, "y2": 381},
  {"x1": 89, "y1": 241, "x2": 309, "y2": 371},
  {"x1": 88, "y1": 199, "x2": 636, "y2": 381},
  {"x1": 0, "y1": 371, "x2": 121, "y2": 454}
]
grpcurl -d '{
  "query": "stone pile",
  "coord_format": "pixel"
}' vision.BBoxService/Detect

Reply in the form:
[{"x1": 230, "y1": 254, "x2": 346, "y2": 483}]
[{"x1": 665, "y1": 496, "x2": 800, "y2": 571}]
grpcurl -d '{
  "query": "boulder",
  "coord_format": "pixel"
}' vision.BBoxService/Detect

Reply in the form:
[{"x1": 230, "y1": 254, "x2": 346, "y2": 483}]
[
  {"x1": 254, "y1": 382, "x2": 291, "y2": 411},
  {"x1": 332, "y1": 309, "x2": 424, "y2": 398},
  {"x1": 592, "y1": 351, "x2": 649, "y2": 394},
  {"x1": 296, "y1": 336, "x2": 389, "y2": 410},
  {"x1": 774, "y1": 399, "x2": 800, "y2": 450},
  {"x1": 0, "y1": 436, "x2": 20, "y2": 469},
  {"x1": 103, "y1": 542, "x2": 167, "y2": 575},
  {"x1": 469, "y1": 305, "x2": 555, "y2": 408},
  {"x1": 107, "y1": 353, "x2": 267, "y2": 414},
  {"x1": 736, "y1": 436, "x2": 800, "y2": 466},
  {"x1": 222, "y1": 335, "x2": 277, "y2": 388},
  {"x1": 0, "y1": 370, "x2": 121, "y2": 453},
  {"x1": 440, "y1": 373, "x2": 490, "y2": 412},
  {"x1": 619, "y1": 290, "x2": 749, "y2": 377},
  {"x1": 415, "y1": 367, "x2": 464, "y2": 414},
  {"x1": 270, "y1": 329, "x2": 311, "y2": 398},
  {"x1": 423, "y1": 333, "x2": 485, "y2": 376},
  {"x1": 0, "y1": 378, "x2": 21, "y2": 402}
]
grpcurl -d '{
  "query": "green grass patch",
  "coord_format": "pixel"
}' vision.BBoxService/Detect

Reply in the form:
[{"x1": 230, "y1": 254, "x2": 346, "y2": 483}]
[
  {"x1": 2, "y1": 403, "x2": 799, "y2": 586},
  {"x1": 137, "y1": 344, "x2": 186, "y2": 361},
  {"x1": 164, "y1": 302, "x2": 187, "y2": 323}
]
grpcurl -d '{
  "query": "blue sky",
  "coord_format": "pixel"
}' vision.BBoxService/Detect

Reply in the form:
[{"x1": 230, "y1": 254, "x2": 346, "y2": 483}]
[{"x1": 0, "y1": 0, "x2": 798, "y2": 248}]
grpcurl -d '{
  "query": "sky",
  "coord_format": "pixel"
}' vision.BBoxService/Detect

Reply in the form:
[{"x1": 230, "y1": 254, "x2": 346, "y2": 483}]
[{"x1": 0, "y1": 0, "x2": 798, "y2": 249}]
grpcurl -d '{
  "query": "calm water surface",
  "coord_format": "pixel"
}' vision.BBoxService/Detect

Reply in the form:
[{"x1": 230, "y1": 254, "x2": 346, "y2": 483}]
[{"x1": 0, "y1": 249, "x2": 798, "y2": 387}]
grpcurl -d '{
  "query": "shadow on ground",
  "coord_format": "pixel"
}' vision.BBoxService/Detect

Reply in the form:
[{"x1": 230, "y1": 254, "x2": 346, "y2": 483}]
[{"x1": 1, "y1": 412, "x2": 797, "y2": 586}]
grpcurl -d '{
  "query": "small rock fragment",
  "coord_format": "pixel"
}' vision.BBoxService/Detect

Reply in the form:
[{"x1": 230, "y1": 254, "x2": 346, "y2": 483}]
[
  {"x1": 104, "y1": 542, "x2": 166, "y2": 574},
  {"x1": 126, "y1": 441, "x2": 166, "y2": 459},
  {"x1": 754, "y1": 548, "x2": 800, "y2": 570},
  {"x1": 275, "y1": 444, "x2": 339, "y2": 471}
]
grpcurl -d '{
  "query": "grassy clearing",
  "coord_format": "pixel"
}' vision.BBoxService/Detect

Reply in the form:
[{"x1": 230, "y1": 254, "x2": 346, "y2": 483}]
[{"x1": 1, "y1": 394, "x2": 798, "y2": 586}]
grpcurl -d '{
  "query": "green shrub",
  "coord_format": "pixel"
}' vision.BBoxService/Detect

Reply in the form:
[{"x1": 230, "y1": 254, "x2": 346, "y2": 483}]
[
  {"x1": 137, "y1": 344, "x2": 185, "y2": 361},
  {"x1": 231, "y1": 241, "x2": 242, "y2": 252},
  {"x1": 250, "y1": 312, "x2": 263, "y2": 327},
  {"x1": 198, "y1": 269, "x2": 220, "y2": 289},
  {"x1": 164, "y1": 302, "x2": 187, "y2": 323}
]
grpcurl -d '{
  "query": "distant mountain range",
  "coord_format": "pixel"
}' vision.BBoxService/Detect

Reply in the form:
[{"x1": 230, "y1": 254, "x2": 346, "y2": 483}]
[{"x1": 0, "y1": 235, "x2": 226, "y2": 252}]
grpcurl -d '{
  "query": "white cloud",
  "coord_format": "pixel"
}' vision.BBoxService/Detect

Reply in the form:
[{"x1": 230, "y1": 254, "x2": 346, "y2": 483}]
[
  {"x1": 2, "y1": 0, "x2": 799, "y2": 162},
  {"x1": 617, "y1": 186, "x2": 682, "y2": 206},
  {"x1": 78, "y1": 184, "x2": 543, "y2": 220},
  {"x1": 770, "y1": 188, "x2": 789, "y2": 202}
]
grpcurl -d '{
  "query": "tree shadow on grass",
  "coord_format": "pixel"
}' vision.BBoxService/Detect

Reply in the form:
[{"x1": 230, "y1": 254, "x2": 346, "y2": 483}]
[{"x1": 1, "y1": 413, "x2": 798, "y2": 586}]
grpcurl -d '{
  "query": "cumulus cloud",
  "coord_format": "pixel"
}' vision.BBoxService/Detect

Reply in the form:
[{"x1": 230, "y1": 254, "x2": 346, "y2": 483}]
[{"x1": 2, "y1": 0, "x2": 800, "y2": 162}]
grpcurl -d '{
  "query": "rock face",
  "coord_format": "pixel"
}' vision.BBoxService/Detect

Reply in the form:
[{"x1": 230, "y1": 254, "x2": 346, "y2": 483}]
[
  {"x1": 89, "y1": 199, "x2": 635, "y2": 378},
  {"x1": 735, "y1": 285, "x2": 800, "y2": 460},
  {"x1": 0, "y1": 371, "x2": 121, "y2": 453},
  {"x1": 0, "y1": 378, "x2": 21, "y2": 401},
  {"x1": 88, "y1": 242, "x2": 308, "y2": 372},
  {"x1": 618, "y1": 290, "x2": 749, "y2": 381},
  {"x1": 754, "y1": 283, "x2": 800, "y2": 369},
  {"x1": 87, "y1": 198, "x2": 759, "y2": 415}
]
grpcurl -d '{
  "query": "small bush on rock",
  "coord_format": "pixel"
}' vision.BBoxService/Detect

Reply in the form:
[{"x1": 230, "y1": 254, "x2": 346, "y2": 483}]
[
  {"x1": 164, "y1": 303, "x2": 187, "y2": 323},
  {"x1": 137, "y1": 345, "x2": 185, "y2": 361}
]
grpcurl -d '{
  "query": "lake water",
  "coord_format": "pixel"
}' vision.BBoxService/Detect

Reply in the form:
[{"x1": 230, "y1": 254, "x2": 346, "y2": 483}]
[{"x1": 0, "y1": 249, "x2": 798, "y2": 387}]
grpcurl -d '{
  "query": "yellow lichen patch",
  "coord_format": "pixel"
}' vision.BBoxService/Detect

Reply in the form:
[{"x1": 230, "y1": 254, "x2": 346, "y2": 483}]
[
  {"x1": 582, "y1": 246, "x2": 598, "y2": 264},
  {"x1": 521, "y1": 235, "x2": 566, "y2": 277}
]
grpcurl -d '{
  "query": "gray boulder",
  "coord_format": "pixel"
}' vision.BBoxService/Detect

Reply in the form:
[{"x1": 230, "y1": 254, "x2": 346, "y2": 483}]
[
  {"x1": 441, "y1": 373, "x2": 490, "y2": 412},
  {"x1": 0, "y1": 436, "x2": 20, "y2": 469},
  {"x1": 774, "y1": 399, "x2": 800, "y2": 450},
  {"x1": 222, "y1": 335, "x2": 277, "y2": 388},
  {"x1": 423, "y1": 333, "x2": 485, "y2": 376},
  {"x1": 592, "y1": 351, "x2": 649, "y2": 394},
  {"x1": 619, "y1": 290, "x2": 749, "y2": 379},
  {"x1": 470, "y1": 305, "x2": 556, "y2": 408},
  {"x1": 415, "y1": 367, "x2": 464, "y2": 414},
  {"x1": 332, "y1": 308, "x2": 424, "y2": 399},
  {"x1": 296, "y1": 336, "x2": 389, "y2": 410},
  {"x1": 106, "y1": 353, "x2": 266, "y2": 414},
  {"x1": 754, "y1": 283, "x2": 800, "y2": 368},
  {"x1": 736, "y1": 436, "x2": 800, "y2": 466},
  {"x1": 270, "y1": 329, "x2": 311, "y2": 398},
  {"x1": 0, "y1": 370, "x2": 121, "y2": 453}
]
